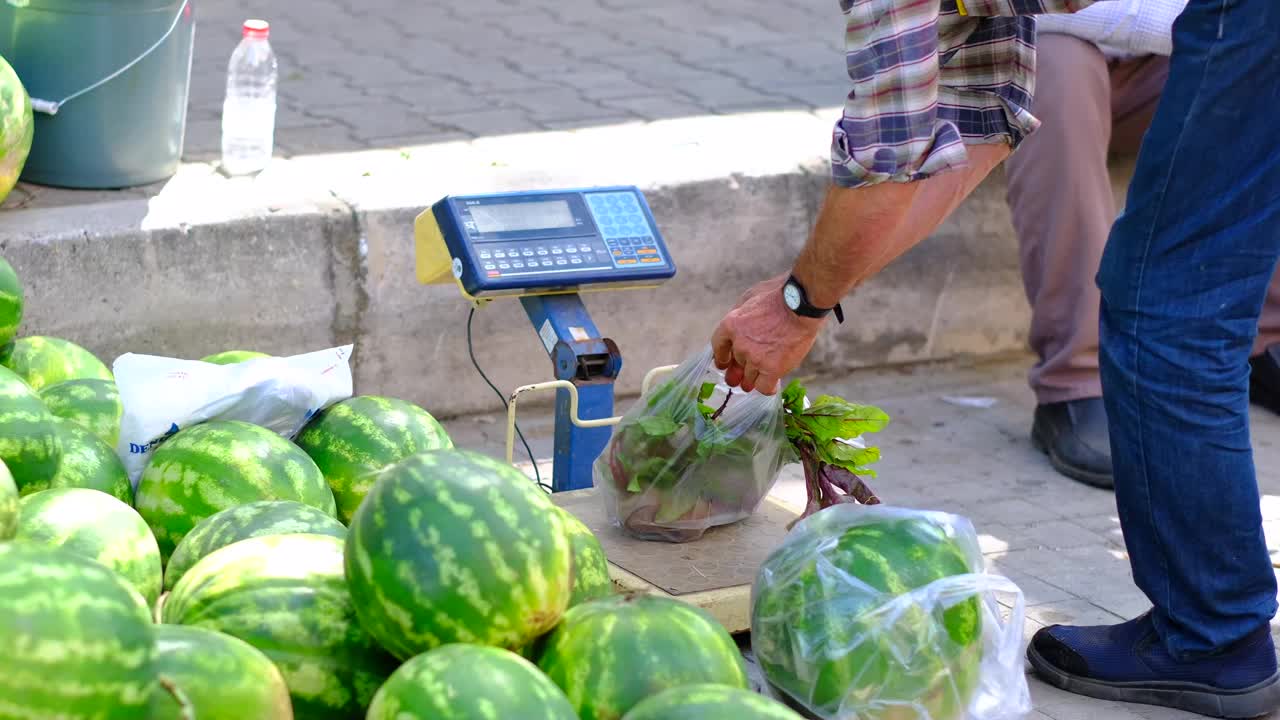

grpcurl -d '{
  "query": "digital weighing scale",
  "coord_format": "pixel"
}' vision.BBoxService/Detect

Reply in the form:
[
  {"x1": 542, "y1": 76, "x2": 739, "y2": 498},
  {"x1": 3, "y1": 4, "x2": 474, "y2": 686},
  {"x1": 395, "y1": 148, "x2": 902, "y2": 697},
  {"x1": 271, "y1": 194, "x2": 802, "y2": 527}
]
[{"x1": 415, "y1": 186, "x2": 800, "y2": 633}]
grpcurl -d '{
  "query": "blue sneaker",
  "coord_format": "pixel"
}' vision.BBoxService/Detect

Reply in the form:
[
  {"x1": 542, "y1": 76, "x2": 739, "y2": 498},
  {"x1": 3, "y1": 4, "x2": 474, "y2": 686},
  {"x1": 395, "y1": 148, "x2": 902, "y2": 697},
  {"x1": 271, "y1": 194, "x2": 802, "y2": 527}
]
[{"x1": 1027, "y1": 613, "x2": 1280, "y2": 718}]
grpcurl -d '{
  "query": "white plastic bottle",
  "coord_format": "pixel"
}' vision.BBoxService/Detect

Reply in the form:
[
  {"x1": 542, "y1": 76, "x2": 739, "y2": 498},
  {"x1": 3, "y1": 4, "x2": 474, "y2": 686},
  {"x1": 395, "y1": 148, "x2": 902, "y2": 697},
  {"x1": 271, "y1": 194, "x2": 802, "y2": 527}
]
[{"x1": 221, "y1": 19, "x2": 278, "y2": 176}]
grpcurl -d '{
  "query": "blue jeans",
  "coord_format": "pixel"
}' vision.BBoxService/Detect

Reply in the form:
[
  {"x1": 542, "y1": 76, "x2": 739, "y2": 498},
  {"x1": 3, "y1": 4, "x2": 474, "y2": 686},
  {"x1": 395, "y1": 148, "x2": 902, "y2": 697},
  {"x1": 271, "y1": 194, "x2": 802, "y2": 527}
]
[{"x1": 1097, "y1": 0, "x2": 1280, "y2": 660}]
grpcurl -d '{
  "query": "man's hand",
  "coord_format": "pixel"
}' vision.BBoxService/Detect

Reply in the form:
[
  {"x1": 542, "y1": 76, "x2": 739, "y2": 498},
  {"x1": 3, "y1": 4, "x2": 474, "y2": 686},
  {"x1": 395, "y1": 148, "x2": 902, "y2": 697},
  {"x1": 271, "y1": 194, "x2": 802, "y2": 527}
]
[
  {"x1": 711, "y1": 275, "x2": 824, "y2": 396},
  {"x1": 709, "y1": 144, "x2": 1010, "y2": 397}
]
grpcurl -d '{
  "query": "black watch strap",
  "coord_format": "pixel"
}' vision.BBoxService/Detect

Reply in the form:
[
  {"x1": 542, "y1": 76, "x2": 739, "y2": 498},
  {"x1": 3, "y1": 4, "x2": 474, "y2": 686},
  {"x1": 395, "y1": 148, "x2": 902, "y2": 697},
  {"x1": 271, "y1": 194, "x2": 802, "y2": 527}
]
[{"x1": 785, "y1": 274, "x2": 844, "y2": 323}]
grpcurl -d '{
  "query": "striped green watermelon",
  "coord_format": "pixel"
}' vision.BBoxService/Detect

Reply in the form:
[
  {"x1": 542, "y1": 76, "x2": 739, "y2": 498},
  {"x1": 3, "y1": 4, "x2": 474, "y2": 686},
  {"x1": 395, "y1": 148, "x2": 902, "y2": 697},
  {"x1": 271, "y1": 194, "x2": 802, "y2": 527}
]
[
  {"x1": 2, "y1": 335, "x2": 112, "y2": 391},
  {"x1": 201, "y1": 350, "x2": 271, "y2": 365},
  {"x1": 37, "y1": 417, "x2": 132, "y2": 503},
  {"x1": 554, "y1": 505, "x2": 613, "y2": 608},
  {"x1": 165, "y1": 499, "x2": 347, "y2": 591},
  {"x1": 39, "y1": 377, "x2": 122, "y2": 446},
  {"x1": 0, "y1": 542, "x2": 156, "y2": 719},
  {"x1": 15, "y1": 487, "x2": 163, "y2": 605},
  {"x1": 0, "y1": 256, "x2": 22, "y2": 347},
  {"x1": 0, "y1": 458, "x2": 15, "y2": 539},
  {"x1": 0, "y1": 363, "x2": 62, "y2": 493},
  {"x1": 295, "y1": 395, "x2": 453, "y2": 524},
  {"x1": 346, "y1": 449, "x2": 572, "y2": 660},
  {"x1": 150, "y1": 624, "x2": 294, "y2": 720},
  {"x1": 751, "y1": 509, "x2": 983, "y2": 720},
  {"x1": 0, "y1": 56, "x2": 32, "y2": 207},
  {"x1": 164, "y1": 533, "x2": 398, "y2": 719},
  {"x1": 135, "y1": 420, "x2": 337, "y2": 560},
  {"x1": 367, "y1": 644, "x2": 577, "y2": 720},
  {"x1": 622, "y1": 685, "x2": 803, "y2": 720},
  {"x1": 537, "y1": 594, "x2": 749, "y2": 720}
]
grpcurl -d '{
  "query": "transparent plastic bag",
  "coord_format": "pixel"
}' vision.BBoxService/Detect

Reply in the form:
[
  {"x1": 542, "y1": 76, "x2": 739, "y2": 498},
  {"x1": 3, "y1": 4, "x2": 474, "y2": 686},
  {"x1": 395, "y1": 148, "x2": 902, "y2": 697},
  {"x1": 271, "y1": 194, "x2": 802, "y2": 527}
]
[
  {"x1": 595, "y1": 346, "x2": 790, "y2": 543},
  {"x1": 751, "y1": 505, "x2": 1030, "y2": 720}
]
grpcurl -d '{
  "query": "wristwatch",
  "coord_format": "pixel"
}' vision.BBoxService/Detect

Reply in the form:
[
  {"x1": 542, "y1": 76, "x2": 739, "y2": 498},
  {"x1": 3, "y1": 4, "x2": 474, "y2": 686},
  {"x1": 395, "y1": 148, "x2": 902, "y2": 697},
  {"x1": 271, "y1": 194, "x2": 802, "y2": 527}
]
[{"x1": 782, "y1": 274, "x2": 844, "y2": 323}]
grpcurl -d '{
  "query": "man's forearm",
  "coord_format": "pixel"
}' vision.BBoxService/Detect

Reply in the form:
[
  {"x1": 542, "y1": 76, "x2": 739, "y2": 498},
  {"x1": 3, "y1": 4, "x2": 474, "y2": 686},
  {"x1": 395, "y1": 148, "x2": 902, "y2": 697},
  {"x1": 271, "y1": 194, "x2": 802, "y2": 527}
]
[{"x1": 790, "y1": 143, "x2": 1011, "y2": 309}]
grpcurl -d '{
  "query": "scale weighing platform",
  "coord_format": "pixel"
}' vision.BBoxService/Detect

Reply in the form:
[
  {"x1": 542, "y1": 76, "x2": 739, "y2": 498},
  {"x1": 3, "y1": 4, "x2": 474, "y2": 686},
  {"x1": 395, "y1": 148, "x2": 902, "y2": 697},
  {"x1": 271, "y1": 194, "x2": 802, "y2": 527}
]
[{"x1": 415, "y1": 185, "x2": 799, "y2": 634}]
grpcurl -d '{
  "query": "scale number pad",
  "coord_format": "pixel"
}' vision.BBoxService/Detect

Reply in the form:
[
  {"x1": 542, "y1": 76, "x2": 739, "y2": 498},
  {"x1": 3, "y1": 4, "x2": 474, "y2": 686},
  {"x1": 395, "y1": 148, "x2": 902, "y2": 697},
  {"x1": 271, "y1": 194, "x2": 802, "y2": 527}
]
[
  {"x1": 586, "y1": 192, "x2": 666, "y2": 268},
  {"x1": 477, "y1": 241, "x2": 607, "y2": 277}
]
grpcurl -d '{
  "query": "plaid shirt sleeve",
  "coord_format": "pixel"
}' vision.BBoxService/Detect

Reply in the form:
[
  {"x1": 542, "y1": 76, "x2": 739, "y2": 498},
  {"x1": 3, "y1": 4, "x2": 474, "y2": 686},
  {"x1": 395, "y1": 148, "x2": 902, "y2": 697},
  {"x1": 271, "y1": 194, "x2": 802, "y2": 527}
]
[{"x1": 831, "y1": 0, "x2": 1103, "y2": 189}]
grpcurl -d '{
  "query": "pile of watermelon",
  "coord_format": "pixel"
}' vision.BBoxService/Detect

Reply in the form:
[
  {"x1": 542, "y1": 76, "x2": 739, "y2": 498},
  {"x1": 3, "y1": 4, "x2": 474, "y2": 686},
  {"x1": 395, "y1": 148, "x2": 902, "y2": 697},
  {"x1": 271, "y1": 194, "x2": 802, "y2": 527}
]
[{"x1": 0, "y1": 253, "x2": 817, "y2": 720}]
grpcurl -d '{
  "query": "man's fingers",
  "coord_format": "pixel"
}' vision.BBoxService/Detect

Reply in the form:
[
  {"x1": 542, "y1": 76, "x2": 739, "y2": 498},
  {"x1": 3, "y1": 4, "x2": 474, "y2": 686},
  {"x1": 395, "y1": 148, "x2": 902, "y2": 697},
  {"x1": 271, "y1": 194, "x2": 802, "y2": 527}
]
[
  {"x1": 755, "y1": 372, "x2": 782, "y2": 397},
  {"x1": 724, "y1": 362, "x2": 745, "y2": 389},
  {"x1": 711, "y1": 323, "x2": 734, "y2": 369},
  {"x1": 741, "y1": 367, "x2": 760, "y2": 394}
]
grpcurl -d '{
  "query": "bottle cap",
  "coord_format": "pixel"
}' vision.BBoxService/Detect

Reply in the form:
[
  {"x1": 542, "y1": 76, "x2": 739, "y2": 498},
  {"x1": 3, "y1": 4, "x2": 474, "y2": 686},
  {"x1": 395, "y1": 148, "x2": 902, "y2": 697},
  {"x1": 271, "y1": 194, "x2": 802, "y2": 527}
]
[{"x1": 242, "y1": 19, "x2": 270, "y2": 39}]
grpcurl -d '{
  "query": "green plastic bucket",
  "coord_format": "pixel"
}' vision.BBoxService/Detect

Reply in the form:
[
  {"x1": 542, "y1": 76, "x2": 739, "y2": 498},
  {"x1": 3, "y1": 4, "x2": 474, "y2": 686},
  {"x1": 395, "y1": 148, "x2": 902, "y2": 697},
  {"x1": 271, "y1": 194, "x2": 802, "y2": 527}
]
[{"x1": 0, "y1": 0, "x2": 195, "y2": 189}]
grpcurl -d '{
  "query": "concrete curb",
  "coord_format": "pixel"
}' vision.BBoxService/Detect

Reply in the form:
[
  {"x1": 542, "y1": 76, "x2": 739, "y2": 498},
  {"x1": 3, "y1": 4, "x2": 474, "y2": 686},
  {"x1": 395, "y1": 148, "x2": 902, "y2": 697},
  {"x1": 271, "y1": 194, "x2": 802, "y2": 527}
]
[{"x1": 0, "y1": 109, "x2": 1136, "y2": 418}]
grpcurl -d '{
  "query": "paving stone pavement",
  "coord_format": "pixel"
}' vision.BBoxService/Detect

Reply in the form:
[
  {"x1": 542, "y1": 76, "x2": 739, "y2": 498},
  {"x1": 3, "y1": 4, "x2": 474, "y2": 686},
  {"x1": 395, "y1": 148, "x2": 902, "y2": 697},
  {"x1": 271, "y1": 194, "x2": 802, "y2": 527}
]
[
  {"x1": 442, "y1": 353, "x2": 1280, "y2": 720},
  {"x1": 186, "y1": 0, "x2": 847, "y2": 160}
]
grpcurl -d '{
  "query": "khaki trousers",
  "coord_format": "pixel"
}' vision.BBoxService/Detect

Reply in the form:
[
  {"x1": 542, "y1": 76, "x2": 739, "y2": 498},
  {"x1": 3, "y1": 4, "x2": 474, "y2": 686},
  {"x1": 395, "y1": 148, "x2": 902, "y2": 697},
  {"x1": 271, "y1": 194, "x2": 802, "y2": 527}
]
[{"x1": 1005, "y1": 34, "x2": 1280, "y2": 404}]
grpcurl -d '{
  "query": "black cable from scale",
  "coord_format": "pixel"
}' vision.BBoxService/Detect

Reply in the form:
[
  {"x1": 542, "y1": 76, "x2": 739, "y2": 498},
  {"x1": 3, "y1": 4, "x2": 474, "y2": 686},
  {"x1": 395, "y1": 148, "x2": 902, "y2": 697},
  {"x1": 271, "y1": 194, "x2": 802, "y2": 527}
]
[{"x1": 466, "y1": 307, "x2": 550, "y2": 493}]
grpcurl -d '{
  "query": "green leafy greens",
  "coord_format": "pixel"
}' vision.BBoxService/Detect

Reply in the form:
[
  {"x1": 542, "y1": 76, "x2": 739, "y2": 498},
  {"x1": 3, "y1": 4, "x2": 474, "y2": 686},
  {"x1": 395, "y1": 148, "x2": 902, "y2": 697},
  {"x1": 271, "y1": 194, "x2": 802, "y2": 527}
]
[
  {"x1": 603, "y1": 371, "x2": 891, "y2": 538},
  {"x1": 781, "y1": 379, "x2": 890, "y2": 527}
]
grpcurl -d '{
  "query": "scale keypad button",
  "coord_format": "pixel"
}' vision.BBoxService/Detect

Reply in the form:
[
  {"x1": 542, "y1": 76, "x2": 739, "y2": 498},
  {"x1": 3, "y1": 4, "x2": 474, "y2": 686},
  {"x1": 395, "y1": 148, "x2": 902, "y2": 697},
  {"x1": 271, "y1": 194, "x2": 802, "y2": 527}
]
[
  {"x1": 541, "y1": 259, "x2": 554, "y2": 267},
  {"x1": 479, "y1": 251, "x2": 492, "y2": 259},
  {"x1": 513, "y1": 261, "x2": 525, "y2": 269},
  {"x1": 498, "y1": 262, "x2": 511, "y2": 269},
  {"x1": 617, "y1": 258, "x2": 637, "y2": 265},
  {"x1": 483, "y1": 263, "x2": 497, "y2": 270},
  {"x1": 522, "y1": 250, "x2": 534, "y2": 257},
  {"x1": 551, "y1": 248, "x2": 563, "y2": 255},
  {"x1": 640, "y1": 257, "x2": 663, "y2": 264},
  {"x1": 537, "y1": 249, "x2": 549, "y2": 256},
  {"x1": 570, "y1": 257, "x2": 582, "y2": 265}
]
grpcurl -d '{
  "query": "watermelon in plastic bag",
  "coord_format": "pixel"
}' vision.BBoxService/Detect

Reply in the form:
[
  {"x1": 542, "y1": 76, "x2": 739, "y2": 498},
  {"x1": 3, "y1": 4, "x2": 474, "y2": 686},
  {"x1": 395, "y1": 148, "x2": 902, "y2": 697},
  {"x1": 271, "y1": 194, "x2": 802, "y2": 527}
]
[{"x1": 752, "y1": 505, "x2": 1031, "y2": 720}]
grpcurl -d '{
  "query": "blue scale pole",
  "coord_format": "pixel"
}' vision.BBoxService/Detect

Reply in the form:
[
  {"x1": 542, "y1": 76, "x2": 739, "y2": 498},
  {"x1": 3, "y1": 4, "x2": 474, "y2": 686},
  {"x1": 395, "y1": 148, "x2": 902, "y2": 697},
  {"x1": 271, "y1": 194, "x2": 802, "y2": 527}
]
[{"x1": 520, "y1": 294, "x2": 622, "y2": 492}]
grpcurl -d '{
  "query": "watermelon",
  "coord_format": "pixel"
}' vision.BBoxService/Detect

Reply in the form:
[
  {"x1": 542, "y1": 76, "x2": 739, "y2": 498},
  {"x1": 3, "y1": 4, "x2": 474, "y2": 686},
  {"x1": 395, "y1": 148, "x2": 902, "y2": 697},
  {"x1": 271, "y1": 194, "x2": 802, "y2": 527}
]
[
  {"x1": 345, "y1": 449, "x2": 572, "y2": 660},
  {"x1": 0, "y1": 56, "x2": 32, "y2": 207},
  {"x1": 751, "y1": 508, "x2": 984, "y2": 720},
  {"x1": 165, "y1": 499, "x2": 347, "y2": 591},
  {"x1": 15, "y1": 487, "x2": 163, "y2": 605},
  {"x1": 164, "y1": 533, "x2": 398, "y2": 719},
  {"x1": 0, "y1": 458, "x2": 15, "y2": 539},
  {"x1": 0, "y1": 256, "x2": 22, "y2": 348},
  {"x1": 0, "y1": 363, "x2": 62, "y2": 493},
  {"x1": 519, "y1": 509, "x2": 613, "y2": 663},
  {"x1": 537, "y1": 594, "x2": 749, "y2": 720},
  {"x1": 149, "y1": 624, "x2": 294, "y2": 720},
  {"x1": 0, "y1": 542, "x2": 156, "y2": 719},
  {"x1": 36, "y1": 416, "x2": 133, "y2": 502},
  {"x1": 39, "y1": 377, "x2": 122, "y2": 446},
  {"x1": 201, "y1": 350, "x2": 271, "y2": 365},
  {"x1": 555, "y1": 505, "x2": 612, "y2": 607},
  {"x1": 295, "y1": 395, "x2": 453, "y2": 523},
  {"x1": 2, "y1": 335, "x2": 112, "y2": 391},
  {"x1": 367, "y1": 644, "x2": 577, "y2": 720},
  {"x1": 622, "y1": 684, "x2": 803, "y2": 720},
  {"x1": 135, "y1": 420, "x2": 337, "y2": 560}
]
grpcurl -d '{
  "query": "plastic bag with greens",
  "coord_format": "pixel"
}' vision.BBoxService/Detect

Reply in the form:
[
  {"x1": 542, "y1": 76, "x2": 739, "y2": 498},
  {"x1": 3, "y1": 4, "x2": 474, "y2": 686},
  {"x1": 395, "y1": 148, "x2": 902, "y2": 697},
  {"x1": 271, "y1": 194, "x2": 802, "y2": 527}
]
[{"x1": 595, "y1": 347, "x2": 789, "y2": 543}]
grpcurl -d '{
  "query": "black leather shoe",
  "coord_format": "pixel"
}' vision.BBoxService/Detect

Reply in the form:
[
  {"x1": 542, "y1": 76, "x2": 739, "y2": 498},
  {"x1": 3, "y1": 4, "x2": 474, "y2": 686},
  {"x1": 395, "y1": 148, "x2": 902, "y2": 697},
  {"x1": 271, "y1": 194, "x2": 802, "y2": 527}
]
[
  {"x1": 1032, "y1": 398, "x2": 1114, "y2": 490},
  {"x1": 1249, "y1": 344, "x2": 1280, "y2": 415}
]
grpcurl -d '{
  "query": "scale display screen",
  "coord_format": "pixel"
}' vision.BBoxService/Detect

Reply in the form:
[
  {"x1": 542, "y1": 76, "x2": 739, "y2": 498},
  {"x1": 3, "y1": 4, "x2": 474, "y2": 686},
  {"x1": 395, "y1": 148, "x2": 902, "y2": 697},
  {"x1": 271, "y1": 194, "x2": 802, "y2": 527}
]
[
  {"x1": 471, "y1": 200, "x2": 575, "y2": 233},
  {"x1": 426, "y1": 186, "x2": 677, "y2": 298}
]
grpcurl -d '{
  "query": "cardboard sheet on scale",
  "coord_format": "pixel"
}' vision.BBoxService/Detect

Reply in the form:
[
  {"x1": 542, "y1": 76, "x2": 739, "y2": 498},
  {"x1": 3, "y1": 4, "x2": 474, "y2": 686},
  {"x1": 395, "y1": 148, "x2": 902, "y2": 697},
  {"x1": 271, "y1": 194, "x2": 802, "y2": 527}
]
[{"x1": 554, "y1": 490, "x2": 797, "y2": 596}]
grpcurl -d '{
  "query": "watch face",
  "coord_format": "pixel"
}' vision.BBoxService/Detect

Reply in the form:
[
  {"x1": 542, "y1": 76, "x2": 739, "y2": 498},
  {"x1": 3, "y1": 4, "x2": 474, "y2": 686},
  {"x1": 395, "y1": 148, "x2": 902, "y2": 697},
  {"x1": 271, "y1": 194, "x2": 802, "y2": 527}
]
[{"x1": 783, "y1": 283, "x2": 802, "y2": 311}]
